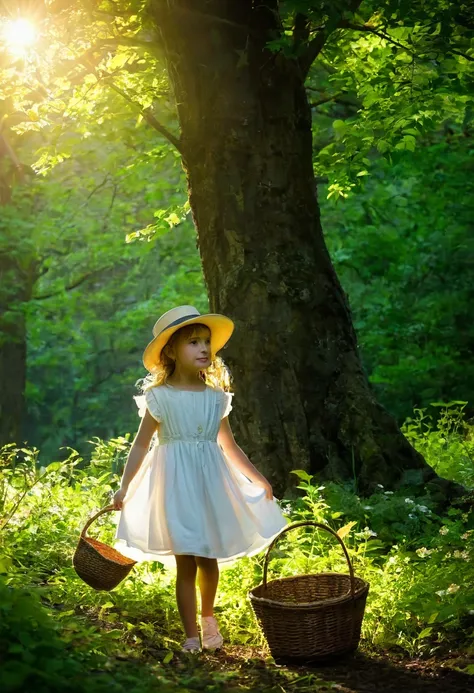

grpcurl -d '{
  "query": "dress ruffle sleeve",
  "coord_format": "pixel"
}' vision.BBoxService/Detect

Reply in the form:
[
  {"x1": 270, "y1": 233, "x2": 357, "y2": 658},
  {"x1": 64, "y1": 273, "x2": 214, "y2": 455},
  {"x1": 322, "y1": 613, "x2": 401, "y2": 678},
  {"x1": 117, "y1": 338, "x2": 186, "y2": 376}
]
[
  {"x1": 144, "y1": 387, "x2": 162, "y2": 422},
  {"x1": 133, "y1": 395, "x2": 147, "y2": 418},
  {"x1": 219, "y1": 389, "x2": 233, "y2": 419}
]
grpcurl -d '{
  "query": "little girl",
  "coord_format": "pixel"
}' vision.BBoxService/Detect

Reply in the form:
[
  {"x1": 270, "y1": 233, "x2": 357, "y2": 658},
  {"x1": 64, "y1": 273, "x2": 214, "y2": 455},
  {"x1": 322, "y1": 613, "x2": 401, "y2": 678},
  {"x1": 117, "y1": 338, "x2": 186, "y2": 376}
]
[{"x1": 113, "y1": 305, "x2": 286, "y2": 653}]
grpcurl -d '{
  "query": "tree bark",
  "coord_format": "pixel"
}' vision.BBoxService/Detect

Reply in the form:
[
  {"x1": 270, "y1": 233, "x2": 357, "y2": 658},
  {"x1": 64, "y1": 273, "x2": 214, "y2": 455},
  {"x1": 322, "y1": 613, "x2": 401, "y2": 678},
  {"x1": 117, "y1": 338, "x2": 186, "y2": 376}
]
[
  {"x1": 0, "y1": 256, "x2": 29, "y2": 447},
  {"x1": 151, "y1": 1, "x2": 461, "y2": 499},
  {"x1": 0, "y1": 140, "x2": 31, "y2": 447}
]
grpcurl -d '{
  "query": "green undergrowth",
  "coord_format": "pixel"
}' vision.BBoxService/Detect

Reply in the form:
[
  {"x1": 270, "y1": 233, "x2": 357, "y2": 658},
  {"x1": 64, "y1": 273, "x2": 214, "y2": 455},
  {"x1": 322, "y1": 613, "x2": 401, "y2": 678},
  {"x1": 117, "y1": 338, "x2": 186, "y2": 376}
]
[{"x1": 1, "y1": 403, "x2": 474, "y2": 691}]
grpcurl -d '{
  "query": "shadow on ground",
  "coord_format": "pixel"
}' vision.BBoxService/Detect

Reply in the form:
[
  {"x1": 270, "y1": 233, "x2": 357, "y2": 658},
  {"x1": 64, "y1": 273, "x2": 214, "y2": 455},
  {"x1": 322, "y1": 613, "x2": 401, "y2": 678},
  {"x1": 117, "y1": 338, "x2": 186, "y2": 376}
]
[{"x1": 210, "y1": 646, "x2": 474, "y2": 693}]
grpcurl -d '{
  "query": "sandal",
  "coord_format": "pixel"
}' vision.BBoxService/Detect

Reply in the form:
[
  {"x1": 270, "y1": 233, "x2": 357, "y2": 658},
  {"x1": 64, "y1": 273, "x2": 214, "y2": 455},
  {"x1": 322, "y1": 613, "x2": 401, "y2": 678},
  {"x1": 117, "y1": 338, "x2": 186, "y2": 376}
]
[
  {"x1": 201, "y1": 616, "x2": 224, "y2": 650},
  {"x1": 181, "y1": 636, "x2": 201, "y2": 653}
]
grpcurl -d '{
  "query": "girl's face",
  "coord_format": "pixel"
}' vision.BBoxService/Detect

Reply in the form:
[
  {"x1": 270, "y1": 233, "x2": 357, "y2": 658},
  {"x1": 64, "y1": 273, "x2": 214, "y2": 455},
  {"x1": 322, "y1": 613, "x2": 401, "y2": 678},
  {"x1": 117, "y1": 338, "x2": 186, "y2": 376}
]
[{"x1": 168, "y1": 326, "x2": 212, "y2": 372}]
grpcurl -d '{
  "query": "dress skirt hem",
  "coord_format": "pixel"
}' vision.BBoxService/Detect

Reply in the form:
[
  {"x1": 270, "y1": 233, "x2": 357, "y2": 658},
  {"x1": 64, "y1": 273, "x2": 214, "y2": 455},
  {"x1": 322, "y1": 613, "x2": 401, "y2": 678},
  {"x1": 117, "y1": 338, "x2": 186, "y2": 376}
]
[{"x1": 114, "y1": 521, "x2": 287, "y2": 570}]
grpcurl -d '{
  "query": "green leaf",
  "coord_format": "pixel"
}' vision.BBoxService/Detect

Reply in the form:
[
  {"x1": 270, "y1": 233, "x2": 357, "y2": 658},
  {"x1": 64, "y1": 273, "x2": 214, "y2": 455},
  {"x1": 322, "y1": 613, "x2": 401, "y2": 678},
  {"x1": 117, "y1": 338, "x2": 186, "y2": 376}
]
[
  {"x1": 430, "y1": 401, "x2": 467, "y2": 407},
  {"x1": 290, "y1": 469, "x2": 313, "y2": 482},
  {"x1": 377, "y1": 140, "x2": 390, "y2": 153},
  {"x1": 100, "y1": 601, "x2": 115, "y2": 610},
  {"x1": 336, "y1": 521, "x2": 357, "y2": 539},
  {"x1": 163, "y1": 650, "x2": 174, "y2": 664},
  {"x1": 0, "y1": 555, "x2": 13, "y2": 573},
  {"x1": 332, "y1": 120, "x2": 347, "y2": 138},
  {"x1": 166, "y1": 212, "x2": 181, "y2": 227},
  {"x1": 46, "y1": 461, "x2": 63, "y2": 472}
]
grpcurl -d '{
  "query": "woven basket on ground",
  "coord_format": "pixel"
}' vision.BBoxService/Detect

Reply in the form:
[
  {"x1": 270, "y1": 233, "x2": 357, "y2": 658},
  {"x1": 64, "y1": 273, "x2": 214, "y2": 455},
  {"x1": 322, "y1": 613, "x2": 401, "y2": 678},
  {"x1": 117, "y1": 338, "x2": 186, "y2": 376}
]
[
  {"x1": 249, "y1": 520, "x2": 369, "y2": 663},
  {"x1": 73, "y1": 505, "x2": 136, "y2": 590}
]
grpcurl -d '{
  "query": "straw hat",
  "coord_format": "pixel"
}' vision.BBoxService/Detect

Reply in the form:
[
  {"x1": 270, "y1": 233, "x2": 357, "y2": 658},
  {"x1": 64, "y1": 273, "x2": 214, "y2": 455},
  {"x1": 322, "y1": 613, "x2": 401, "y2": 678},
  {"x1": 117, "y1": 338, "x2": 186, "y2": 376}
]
[{"x1": 143, "y1": 305, "x2": 234, "y2": 372}]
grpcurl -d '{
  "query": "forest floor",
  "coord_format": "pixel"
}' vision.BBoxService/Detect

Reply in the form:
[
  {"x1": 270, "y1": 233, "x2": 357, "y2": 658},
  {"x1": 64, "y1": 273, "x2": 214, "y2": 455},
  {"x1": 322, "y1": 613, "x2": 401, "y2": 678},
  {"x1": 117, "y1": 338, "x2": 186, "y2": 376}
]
[{"x1": 109, "y1": 641, "x2": 474, "y2": 693}]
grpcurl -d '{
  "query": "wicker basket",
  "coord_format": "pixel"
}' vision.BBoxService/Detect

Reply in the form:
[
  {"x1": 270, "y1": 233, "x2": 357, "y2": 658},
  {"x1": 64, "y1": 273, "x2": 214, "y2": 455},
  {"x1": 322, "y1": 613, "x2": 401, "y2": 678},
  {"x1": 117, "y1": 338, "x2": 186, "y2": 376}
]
[
  {"x1": 73, "y1": 505, "x2": 136, "y2": 591},
  {"x1": 249, "y1": 520, "x2": 369, "y2": 662}
]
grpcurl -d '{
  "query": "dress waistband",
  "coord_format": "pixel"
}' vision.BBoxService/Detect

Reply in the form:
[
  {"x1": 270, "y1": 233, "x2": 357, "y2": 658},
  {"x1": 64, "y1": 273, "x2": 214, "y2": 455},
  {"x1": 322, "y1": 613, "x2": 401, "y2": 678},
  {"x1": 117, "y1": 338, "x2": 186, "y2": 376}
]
[{"x1": 159, "y1": 436, "x2": 217, "y2": 445}]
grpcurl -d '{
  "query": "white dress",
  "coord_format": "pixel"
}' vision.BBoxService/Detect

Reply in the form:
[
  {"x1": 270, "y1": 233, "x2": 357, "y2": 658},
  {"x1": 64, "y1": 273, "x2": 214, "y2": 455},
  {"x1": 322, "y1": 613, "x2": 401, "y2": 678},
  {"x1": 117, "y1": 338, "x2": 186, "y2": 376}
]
[{"x1": 115, "y1": 384, "x2": 287, "y2": 567}]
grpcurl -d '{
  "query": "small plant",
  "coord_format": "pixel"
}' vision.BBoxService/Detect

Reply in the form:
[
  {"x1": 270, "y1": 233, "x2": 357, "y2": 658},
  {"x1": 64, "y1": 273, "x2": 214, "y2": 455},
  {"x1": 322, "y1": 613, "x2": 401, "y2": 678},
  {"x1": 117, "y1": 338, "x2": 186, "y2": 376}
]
[{"x1": 402, "y1": 401, "x2": 474, "y2": 489}]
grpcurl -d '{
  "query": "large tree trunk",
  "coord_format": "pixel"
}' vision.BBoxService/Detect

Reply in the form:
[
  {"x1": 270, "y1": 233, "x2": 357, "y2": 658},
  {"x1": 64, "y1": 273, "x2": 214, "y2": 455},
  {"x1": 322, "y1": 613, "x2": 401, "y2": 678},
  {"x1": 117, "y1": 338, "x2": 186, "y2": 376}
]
[
  {"x1": 0, "y1": 142, "x2": 30, "y2": 447},
  {"x1": 152, "y1": 1, "x2": 460, "y2": 499},
  {"x1": 0, "y1": 224, "x2": 38, "y2": 450},
  {"x1": 0, "y1": 256, "x2": 29, "y2": 447}
]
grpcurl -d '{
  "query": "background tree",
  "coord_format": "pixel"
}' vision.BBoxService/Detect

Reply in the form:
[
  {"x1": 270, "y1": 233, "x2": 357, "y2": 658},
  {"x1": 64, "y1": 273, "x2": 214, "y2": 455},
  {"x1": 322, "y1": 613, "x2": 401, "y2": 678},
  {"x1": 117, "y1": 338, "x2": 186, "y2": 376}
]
[
  {"x1": 0, "y1": 38, "x2": 202, "y2": 450},
  {"x1": 2, "y1": 116, "x2": 203, "y2": 456},
  {"x1": 0, "y1": 109, "x2": 37, "y2": 445},
  {"x1": 142, "y1": 0, "x2": 474, "y2": 495}
]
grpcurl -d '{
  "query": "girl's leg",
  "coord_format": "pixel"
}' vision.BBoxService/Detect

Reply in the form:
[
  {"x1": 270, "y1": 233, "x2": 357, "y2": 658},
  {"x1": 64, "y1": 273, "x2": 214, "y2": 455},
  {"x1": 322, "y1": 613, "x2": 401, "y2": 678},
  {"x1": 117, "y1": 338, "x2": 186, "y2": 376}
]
[
  {"x1": 195, "y1": 556, "x2": 219, "y2": 617},
  {"x1": 195, "y1": 557, "x2": 223, "y2": 649},
  {"x1": 175, "y1": 555, "x2": 198, "y2": 638}
]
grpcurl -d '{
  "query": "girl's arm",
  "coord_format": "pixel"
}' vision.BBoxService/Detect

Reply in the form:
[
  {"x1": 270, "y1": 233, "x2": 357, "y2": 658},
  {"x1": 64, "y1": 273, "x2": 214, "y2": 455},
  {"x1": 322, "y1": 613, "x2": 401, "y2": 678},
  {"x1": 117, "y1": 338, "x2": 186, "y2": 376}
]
[
  {"x1": 217, "y1": 417, "x2": 273, "y2": 499},
  {"x1": 113, "y1": 410, "x2": 158, "y2": 509}
]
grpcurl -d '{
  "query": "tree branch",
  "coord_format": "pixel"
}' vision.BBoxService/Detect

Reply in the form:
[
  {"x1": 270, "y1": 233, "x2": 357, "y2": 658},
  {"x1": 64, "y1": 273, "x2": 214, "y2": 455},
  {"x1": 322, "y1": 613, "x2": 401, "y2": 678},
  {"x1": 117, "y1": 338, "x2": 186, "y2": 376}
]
[
  {"x1": 449, "y1": 48, "x2": 474, "y2": 63},
  {"x1": 339, "y1": 21, "x2": 413, "y2": 53},
  {"x1": 33, "y1": 269, "x2": 105, "y2": 301},
  {"x1": 104, "y1": 81, "x2": 183, "y2": 153},
  {"x1": 293, "y1": 12, "x2": 310, "y2": 48},
  {"x1": 101, "y1": 183, "x2": 118, "y2": 233},
  {"x1": 73, "y1": 53, "x2": 182, "y2": 153},
  {"x1": 86, "y1": 174, "x2": 110, "y2": 201},
  {"x1": 307, "y1": 88, "x2": 361, "y2": 113},
  {"x1": 301, "y1": 30, "x2": 328, "y2": 73},
  {"x1": 337, "y1": 21, "x2": 474, "y2": 64},
  {"x1": 309, "y1": 93, "x2": 342, "y2": 107},
  {"x1": 299, "y1": 0, "x2": 364, "y2": 76}
]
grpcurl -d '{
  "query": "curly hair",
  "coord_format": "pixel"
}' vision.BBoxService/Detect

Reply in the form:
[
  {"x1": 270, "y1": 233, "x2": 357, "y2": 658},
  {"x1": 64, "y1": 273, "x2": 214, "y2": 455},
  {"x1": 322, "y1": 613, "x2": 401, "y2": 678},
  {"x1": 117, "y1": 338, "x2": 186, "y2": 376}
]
[{"x1": 140, "y1": 323, "x2": 232, "y2": 392}]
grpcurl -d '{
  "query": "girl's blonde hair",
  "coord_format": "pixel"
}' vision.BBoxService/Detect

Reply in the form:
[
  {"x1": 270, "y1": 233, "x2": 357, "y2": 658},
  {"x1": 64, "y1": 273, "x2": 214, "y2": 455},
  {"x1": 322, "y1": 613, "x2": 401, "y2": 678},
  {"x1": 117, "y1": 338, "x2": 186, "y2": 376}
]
[{"x1": 141, "y1": 323, "x2": 232, "y2": 392}]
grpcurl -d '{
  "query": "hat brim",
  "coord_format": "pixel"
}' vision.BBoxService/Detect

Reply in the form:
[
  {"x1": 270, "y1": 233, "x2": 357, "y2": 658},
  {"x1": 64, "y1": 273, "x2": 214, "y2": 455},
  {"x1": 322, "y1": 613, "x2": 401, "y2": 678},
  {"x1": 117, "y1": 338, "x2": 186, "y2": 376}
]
[{"x1": 142, "y1": 313, "x2": 234, "y2": 372}]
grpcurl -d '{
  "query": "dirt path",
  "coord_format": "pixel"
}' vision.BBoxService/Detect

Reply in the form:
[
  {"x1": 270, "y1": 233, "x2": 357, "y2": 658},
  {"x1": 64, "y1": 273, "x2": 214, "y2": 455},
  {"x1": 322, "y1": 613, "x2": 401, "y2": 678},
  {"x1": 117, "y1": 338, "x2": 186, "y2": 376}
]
[
  {"x1": 204, "y1": 646, "x2": 474, "y2": 693},
  {"x1": 94, "y1": 639, "x2": 474, "y2": 692},
  {"x1": 296, "y1": 651, "x2": 474, "y2": 693}
]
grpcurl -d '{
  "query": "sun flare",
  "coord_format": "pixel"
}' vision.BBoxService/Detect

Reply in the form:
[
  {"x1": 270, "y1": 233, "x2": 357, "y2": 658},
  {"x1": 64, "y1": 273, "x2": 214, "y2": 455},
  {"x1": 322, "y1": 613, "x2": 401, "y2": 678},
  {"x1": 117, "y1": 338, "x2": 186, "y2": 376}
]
[{"x1": 1, "y1": 18, "x2": 37, "y2": 56}]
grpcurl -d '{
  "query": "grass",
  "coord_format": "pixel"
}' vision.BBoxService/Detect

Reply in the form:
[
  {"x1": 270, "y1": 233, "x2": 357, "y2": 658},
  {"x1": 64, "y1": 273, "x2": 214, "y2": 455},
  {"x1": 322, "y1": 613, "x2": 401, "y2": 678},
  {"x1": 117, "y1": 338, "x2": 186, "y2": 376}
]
[{"x1": 1, "y1": 402, "x2": 474, "y2": 691}]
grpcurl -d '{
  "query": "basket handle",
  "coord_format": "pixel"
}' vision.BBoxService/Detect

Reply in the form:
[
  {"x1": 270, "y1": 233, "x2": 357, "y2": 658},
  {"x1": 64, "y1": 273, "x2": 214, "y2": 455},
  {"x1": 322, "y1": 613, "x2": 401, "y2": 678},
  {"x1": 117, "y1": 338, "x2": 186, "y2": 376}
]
[
  {"x1": 263, "y1": 520, "x2": 356, "y2": 600},
  {"x1": 81, "y1": 505, "x2": 116, "y2": 539}
]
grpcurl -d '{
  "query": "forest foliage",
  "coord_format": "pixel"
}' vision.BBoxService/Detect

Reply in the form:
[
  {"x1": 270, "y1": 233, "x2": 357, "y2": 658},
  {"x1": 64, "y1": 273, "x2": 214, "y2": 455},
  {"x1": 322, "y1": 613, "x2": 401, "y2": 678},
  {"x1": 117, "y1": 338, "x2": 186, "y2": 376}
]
[
  {"x1": 12, "y1": 130, "x2": 474, "y2": 458},
  {"x1": 1, "y1": 407, "x2": 474, "y2": 691}
]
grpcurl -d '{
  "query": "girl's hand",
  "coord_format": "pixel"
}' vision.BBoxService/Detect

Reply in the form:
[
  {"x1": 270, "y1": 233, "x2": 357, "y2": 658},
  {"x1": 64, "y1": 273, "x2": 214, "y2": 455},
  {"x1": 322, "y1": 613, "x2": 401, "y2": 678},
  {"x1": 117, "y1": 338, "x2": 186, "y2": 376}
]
[
  {"x1": 255, "y1": 478, "x2": 273, "y2": 500},
  {"x1": 113, "y1": 487, "x2": 127, "y2": 510}
]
